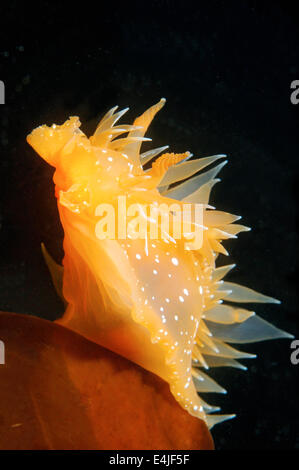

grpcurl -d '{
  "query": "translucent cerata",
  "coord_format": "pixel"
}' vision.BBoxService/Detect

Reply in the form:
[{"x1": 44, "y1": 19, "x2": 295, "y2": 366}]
[{"x1": 27, "y1": 99, "x2": 292, "y2": 428}]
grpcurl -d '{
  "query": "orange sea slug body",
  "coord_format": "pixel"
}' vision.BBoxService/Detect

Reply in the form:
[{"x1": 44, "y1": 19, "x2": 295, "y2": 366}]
[{"x1": 27, "y1": 99, "x2": 292, "y2": 428}]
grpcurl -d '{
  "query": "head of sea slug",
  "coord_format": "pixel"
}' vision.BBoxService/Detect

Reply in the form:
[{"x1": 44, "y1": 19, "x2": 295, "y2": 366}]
[
  {"x1": 27, "y1": 116, "x2": 83, "y2": 167},
  {"x1": 26, "y1": 106, "x2": 162, "y2": 199},
  {"x1": 27, "y1": 116, "x2": 91, "y2": 195},
  {"x1": 27, "y1": 99, "x2": 293, "y2": 429}
]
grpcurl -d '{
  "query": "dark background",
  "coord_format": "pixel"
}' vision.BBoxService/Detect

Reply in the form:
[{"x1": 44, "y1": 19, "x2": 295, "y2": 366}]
[{"x1": 0, "y1": 0, "x2": 298, "y2": 450}]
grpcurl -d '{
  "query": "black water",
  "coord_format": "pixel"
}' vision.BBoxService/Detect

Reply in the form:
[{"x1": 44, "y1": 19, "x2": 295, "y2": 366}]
[{"x1": 0, "y1": 0, "x2": 298, "y2": 450}]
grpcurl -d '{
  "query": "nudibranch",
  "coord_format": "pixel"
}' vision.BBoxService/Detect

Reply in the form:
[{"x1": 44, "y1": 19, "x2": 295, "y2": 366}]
[{"x1": 27, "y1": 99, "x2": 292, "y2": 429}]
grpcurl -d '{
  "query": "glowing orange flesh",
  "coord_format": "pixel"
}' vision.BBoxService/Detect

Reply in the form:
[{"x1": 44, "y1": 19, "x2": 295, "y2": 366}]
[{"x1": 27, "y1": 99, "x2": 291, "y2": 428}]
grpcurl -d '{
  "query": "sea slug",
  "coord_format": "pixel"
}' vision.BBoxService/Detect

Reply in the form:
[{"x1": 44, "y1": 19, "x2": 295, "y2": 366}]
[{"x1": 27, "y1": 99, "x2": 292, "y2": 428}]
